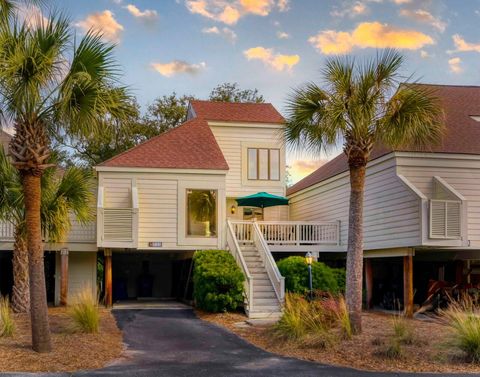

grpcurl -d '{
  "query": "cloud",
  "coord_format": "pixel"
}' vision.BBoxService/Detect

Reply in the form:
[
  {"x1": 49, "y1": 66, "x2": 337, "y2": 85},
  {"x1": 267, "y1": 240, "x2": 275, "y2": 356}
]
[
  {"x1": 277, "y1": 31, "x2": 290, "y2": 39},
  {"x1": 330, "y1": 1, "x2": 368, "y2": 18},
  {"x1": 186, "y1": 0, "x2": 287, "y2": 24},
  {"x1": 399, "y1": 8, "x2": 446, "y2": 32},
  {"x1": 392, "y1": 0, "x2": 412, "y2": 3},
  {"x1": 75, "y1": 10, "x2": 124, "y2": 42},
  {"x1": 202, "y1": 26, "x2": 237, "y2": 42},
  {"x1": 420, "y1": 50, "x2": 430, "y2": 58},
  {"x1": 124, "y1": 4, "x2": 158, "y2": 21},
  {"x1": 244, "y1": 46, "x2": 299, "y2": 71},
  {"x1": 309, "y1": 22, "x2": 434, "y2": 55},
  {"x1": 451, "y1": 34, "x2": 480, "y2": 53},
  {"x1": 448, "y1": 57, "x2": 462, "y2": 73},
  {"x1": 290, "y1": 159, "x2": 326, "y2": 184},
  {"x1": 151, "y1": 60, "x2": 206, "y2": 77},
  {"x1": 277, "y1": 0, "x2": 290, "y2": 12}
]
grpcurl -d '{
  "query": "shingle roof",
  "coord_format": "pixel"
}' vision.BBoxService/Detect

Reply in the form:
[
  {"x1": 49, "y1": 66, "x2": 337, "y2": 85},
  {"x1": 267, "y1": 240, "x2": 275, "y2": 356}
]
[
  {"x1": 100, "y1": 100, "x2": 284, "y2": 170},
  {"x1": 189, "y1": 100, "x2": 285, "y2": 124},
  {"x1": 287, "y1": 84, "x2": 480, "y2": 196},
  {"x1": 98, "y1": 118, "x2": 229, "y2": 170}
]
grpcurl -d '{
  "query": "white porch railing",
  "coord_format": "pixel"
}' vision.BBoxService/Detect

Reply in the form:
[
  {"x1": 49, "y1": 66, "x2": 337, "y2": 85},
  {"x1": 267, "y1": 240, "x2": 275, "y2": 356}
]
[
  {"x1": 258, "y1": 221, "x2": 341, "y2": 246},
  {"x1": 226, "y1": 220, "x2": 254, "y2": 312},
  {"x1": 0, "y1": 221, "x2": 14, "y2": 241},
  {"x1": 252, "y1": 221, "x2": 285, "y2": 302}
]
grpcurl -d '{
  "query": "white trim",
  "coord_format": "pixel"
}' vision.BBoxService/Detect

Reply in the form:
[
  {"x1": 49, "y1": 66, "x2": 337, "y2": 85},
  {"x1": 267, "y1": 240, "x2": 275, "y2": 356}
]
[
  {"x1": 95, "y1": 166, "x2": 228, "y2": 174},
  {"x1": 241, "y1": 141, "x2": 286, "y2": 188},
  {"x1": 433, "y1": 176, "x2": 467, "y2": 201},
  {"x1": 396, "y1": 174, "x2": 427, "y2": 200},
  {"x1": 207, "y1": 120, "x2": 285, "y2": 129}
]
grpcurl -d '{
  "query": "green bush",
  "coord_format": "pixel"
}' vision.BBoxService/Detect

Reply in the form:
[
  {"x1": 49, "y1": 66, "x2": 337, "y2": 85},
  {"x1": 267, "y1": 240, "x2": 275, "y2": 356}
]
[
  {"x1": 69, "y1": 287, "x2": 100, "y2": 334},
  {"x1": 277, "y1": 256, "x2": 344, "y2": 294},
  {"x1": 193, "y1": 250, "x2": 245, "y2": 312}
]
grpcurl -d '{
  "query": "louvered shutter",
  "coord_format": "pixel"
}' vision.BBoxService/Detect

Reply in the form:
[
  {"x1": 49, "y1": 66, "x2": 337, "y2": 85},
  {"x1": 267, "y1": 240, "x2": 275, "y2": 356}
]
[
  {"x1": 103, "y1": 209, "x2": 133, "y2": 242},
  {"x1": 429, "y1": 200, "x2": 462, "y2": 239},
  {"x1": 446, "y1": 201, "x2": 461, "y2": 238},
  {"x1": 430, "y1": 200, "x2": 446, "y2": 238}
]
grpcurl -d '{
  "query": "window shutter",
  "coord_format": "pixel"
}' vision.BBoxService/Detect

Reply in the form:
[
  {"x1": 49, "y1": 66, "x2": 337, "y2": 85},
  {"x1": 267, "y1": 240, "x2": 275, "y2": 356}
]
[
  {"x1": 103, "y1": 209, "x2": 133, "y2": 242},
  {"x1": 430, "y1": 200, "x2": 446, "y2": 238},
  {"x1": 429, "y1": 199, "x2": 462, "y2": 239},
  {"x1": 446, "y1": 201, "x2": 461, "y2": 238}
]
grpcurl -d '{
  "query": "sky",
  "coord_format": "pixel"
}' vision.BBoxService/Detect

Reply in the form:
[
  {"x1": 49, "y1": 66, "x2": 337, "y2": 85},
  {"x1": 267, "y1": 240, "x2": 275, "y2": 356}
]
[{"x1": 25, "y1": 0, "x2": 480, "y2": 183}]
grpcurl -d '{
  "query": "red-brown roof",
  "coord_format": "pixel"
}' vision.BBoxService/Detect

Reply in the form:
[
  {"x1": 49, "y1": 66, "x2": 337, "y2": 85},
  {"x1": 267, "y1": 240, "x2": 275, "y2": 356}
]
[
  {"x1": 189, "y1": 100, "x2": 285, "y2": 124},
  {"x1": 98, "y1": 118, "x2": 229, "y2": 170},
  {"x1": 287, "y1": 84, "x2": 480, "y2": 195}
]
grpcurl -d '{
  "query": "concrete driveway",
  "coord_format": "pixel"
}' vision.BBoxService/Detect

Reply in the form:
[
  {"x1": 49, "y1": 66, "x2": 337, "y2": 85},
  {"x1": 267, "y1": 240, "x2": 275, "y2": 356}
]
[{"x1": 2, "y1": 306, "x2": 475, "y2": 377}]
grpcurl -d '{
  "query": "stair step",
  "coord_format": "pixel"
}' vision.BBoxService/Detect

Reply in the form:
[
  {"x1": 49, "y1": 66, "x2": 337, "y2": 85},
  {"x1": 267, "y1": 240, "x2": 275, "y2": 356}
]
[
  {"x1": 253, "y1": 285, "x2": 275, "y2": 292},
  {"x1": 250, "y1": 267, "x2": 266, "y2": 273},
  {"x1": 254, "y1": 291, "x2": 277, "y2": 299},
  {"x1": 254, "y1": 298, "x2": 280, "y2": 306}
]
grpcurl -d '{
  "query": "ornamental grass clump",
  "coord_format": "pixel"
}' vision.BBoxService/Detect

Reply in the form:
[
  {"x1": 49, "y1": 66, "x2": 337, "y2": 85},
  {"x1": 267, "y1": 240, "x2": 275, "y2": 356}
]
[
  {"x1": 0, "y1": 296, "x2": 14, "y2": 337},
  {"x1": 441, "y1": 296, "x2": 480, "y2": 362},
  {"x1": 274, "y1": 293, "x2": 348, "y2": 348},
  {"x1": 69, "y1": 288, "x2": 100, "y2": 334}
]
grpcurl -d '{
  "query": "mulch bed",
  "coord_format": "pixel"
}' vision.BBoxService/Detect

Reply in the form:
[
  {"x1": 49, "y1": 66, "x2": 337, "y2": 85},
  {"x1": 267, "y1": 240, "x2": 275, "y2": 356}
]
[
  {"x1": 0, "y1": 307, "x2": 123, "y2": 373},
  {"x1": 196, "y1": 310, "x2": 480, "y2": 373}
]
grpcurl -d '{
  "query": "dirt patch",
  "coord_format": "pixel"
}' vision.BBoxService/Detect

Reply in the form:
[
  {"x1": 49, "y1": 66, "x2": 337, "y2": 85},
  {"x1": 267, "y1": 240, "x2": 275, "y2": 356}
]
[
  {"x1": 0, "y1": 307, "x2": 123, "y2": 373},
  {"x1": 196, "y1": 310, "x2": 480, "y2": 374}
]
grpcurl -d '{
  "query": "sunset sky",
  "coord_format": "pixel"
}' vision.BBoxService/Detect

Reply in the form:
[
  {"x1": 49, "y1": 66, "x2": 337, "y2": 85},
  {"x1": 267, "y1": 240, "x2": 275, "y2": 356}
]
[{"x1": 30, "y1": 0, "x2": 480, "y2": 182}]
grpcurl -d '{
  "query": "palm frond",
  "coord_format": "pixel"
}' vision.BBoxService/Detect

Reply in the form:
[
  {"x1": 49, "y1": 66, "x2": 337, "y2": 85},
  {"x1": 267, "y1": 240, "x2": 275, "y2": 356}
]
[{"x1": 0, "y1": 145, "x2": 23, "y2": 223}]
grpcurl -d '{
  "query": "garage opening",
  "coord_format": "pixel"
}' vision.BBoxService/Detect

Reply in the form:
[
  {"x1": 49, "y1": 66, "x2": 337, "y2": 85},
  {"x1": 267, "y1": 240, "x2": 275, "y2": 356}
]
[{"x1": 111, "y1": 252, "x2": 194, "y2": 303}]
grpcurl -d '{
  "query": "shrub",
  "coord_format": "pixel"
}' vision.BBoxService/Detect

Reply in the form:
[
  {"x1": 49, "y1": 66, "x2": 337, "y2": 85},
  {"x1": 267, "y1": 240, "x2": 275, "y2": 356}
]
[
  {"x1": 274, "y1": 293, "x2": 345, "y2": 348},
  {"x1": 193, "y1": 250, "x2": 245, "y2": 312},
  {"x1": 0, "y1": 296, "x2": 14, "y2": 337},
  {"x1": 392, "y1": 315, "x2": 415, "y2": 345},
  {"x1": 69, "y1": 287, "x2": 99, "y2": 334},
  {"x1": 441, "y1": 298, "x2": 480, "y2": 362},
  {"x1": 277, "y1": 256, "x2": 344, "y2": 294}
]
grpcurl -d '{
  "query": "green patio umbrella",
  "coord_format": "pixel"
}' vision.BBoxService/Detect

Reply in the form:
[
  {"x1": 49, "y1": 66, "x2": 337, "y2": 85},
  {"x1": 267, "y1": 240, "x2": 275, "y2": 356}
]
[{"x1": 236, "y1": 192, "x2": 289, "y2": 218}]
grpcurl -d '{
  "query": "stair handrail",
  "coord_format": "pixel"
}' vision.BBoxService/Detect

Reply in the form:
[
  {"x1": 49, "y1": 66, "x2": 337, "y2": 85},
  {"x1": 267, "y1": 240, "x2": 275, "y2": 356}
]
[
  {"x1": 252, "y1": 220, "x2": 285, "y2": 303},
  {"x1": 226, "y1": 220, "x2": 254, "y2": 313}
]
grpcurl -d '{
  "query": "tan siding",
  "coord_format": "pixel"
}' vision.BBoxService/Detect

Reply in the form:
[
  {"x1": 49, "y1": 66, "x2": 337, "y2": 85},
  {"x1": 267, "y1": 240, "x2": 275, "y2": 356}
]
[
  {"x1": 289, "y1": 156, "x2": 422, "y2": 250},
  {"x1": 210, "y1": 125, "x2": 285, "y2": 197},
  {"x1": 137, "y1": 178, "x2": 178, "y2": 249},
  {"x1": 398, "y1": 159, "x2": 480, "y2": 246},
  {"x1": 104, "y1": 177, "x2": 132, "y2": 208}
]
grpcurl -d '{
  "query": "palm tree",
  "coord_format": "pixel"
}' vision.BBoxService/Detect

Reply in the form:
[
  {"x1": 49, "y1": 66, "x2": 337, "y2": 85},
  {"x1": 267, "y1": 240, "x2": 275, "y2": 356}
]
[
  {"x1": 285, "y1": 50, "x2": 444, "y2": 334},
  {"x1": 0, "y1": 146, "x2": 93, "y2": 313},
  {"x1": 0, "y1": 12, "x2": 130, "y2": 352}
]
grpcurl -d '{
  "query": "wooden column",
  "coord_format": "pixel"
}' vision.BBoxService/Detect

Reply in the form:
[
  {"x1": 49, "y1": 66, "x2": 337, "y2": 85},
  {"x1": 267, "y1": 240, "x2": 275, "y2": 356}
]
[
  {"x1": 104, "y1": 249, "x2": 113, "y2": 308},
  {"x1": 403, "y1": 254, "x2": 414, "y2": 317},
  {"x1": 60, "y1": 248, "x2": 69, "y2": 306},
  {"x1": 364, "y1": 258, "x2": 373, "y2": 309}
]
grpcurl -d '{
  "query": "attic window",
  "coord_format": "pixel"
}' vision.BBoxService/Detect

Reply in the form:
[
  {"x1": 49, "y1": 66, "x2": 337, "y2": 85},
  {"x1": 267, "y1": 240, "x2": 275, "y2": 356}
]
[{"x1": 470, "y1": 116, "x2": 480, "y2": 122}]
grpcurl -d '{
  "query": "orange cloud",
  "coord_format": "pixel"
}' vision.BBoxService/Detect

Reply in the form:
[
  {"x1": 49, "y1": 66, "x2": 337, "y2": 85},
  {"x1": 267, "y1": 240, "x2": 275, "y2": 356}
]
[
  {"x1": 309, "y1": 22, "x2": 434, "y2": 55},
  {"x1": 399, "y1": 9, "x2": 446, "y2": 32},
  {"x1": 448, "y1": 57, "x2": 462, "y2": 74},
  {"x1": 244, "y1": 46, "x2": 299, "y2": 71},
  {"x1": 124, "y1": 4, "x2": 158, "y2": 21},
  {"x1": 240, "y1": 0, "x2": 274, "y2": 16},
  {"x1": 451, "y1": 34, "x2": 480, "y2": 53},
  {"x1": 75, "y1": 10, "x2": 124, "y2": 42},
  {"x1": 151, "y1": 60, "x2": 206, "y2": 77}
]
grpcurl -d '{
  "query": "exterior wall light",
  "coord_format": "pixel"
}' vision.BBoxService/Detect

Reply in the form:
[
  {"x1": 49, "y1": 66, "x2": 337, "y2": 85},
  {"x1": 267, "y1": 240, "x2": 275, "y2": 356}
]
[
  {"x1": 306, "y1": 252, "x2": 313, "y2": 300},
  {"x1": 230, "y1": 205, "x2": 236, "y2": 215}
]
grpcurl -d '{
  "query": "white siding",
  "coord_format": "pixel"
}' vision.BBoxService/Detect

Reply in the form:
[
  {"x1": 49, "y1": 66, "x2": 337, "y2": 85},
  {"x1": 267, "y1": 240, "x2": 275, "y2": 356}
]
[
  {"x1": 98, "y1": 171, "x2": 226, "y2": 250},
  {"x1": 397, "y1": 154, "x2": 480, "y2": 247},
  {"x1": 104, "y1": 177, "x2": 132, "y2": 208},
  {"x1": 210, "y1": 123, "x2": 285, "y2": 198},
  {"x1": 289, "y1": 155, "x2": 422, "y2": 251}
]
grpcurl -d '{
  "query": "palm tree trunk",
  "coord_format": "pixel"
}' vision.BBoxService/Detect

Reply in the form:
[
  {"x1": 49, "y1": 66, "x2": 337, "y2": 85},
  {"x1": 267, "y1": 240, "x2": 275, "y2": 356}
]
[
  {"x1": 345, "y1": 163, "x2": 367, "y2": 334},
  {"x1": 11, "y1": 227, "x2": 29, "y2": 313},
  {"x1": 22, "y1": 172, "x2": 52, "y2": 353}
]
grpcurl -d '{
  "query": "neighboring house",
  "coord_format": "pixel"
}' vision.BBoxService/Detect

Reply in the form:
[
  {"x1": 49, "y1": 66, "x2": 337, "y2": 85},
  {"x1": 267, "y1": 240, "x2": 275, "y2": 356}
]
[
  {"x1": 287, "y1": 84, "x2": 480, "y2": 311},
  {"x1": 1, "y1": 101, "x2": 337, "y2": 318}
]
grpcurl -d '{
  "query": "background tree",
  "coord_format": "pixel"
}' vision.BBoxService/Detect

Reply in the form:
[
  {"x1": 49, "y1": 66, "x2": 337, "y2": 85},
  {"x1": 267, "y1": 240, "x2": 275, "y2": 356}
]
[
  {"x1": 0, "y1": 147, "x2": 93, "y2": 313},
  {"x1": 209, "y1": 82, "x2": 264, "y2": 103},
  {"x1": 0, "y1": 13, "x2": 131, "y2": 352},
  {"x1": 285, "y1": 50, "x2": 444, "y2": 333}
]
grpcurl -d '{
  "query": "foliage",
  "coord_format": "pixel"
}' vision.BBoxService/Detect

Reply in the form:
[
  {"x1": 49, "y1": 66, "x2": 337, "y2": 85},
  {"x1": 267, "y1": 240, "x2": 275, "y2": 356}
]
[
  {"x1": 441, "y1": 296, "x2": 480, "y2": 362},
  {"x1": 69, "y1": 287, "x2": 100, "y2": 334},
  {"x1": 392, "y1": 315, "x2": 415, "y2": 345},
  {"x1": 0, "y1": 296, "x2": 14, "y2": 337},
  {"x1": 277, "y1": 256, "x2": 344, "y2": 294},
  {"x1": 274, "y1": 293, "x2": 348, "y2": 347},
  {"x1": 209, "y1": 82, "x2": 264, "y2": 103},
  {"x1": 0, "y1": 146, "x2": 94, "y2": 242},
  {"x1": 285, "y1": 49, "x2": 444, "y2": 332},
  {"x1": 193, "y1": 250, "x2": 245, "y2": 312}
]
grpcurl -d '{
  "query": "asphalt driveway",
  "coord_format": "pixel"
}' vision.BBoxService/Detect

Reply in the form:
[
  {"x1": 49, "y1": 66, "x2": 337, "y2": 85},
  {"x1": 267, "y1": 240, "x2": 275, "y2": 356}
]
[{"x1": 2, "y1": 306, "x2": 476, "y2": 377}]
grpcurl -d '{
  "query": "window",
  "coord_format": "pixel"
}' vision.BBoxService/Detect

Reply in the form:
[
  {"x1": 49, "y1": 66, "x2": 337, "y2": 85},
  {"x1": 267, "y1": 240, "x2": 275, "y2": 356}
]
[
  {"x1": 186, "y1": 189, "x2": 217, "y2": 237},
  {"x1": 247, "y1": 148, "x2": 280, "y2": 180}
]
